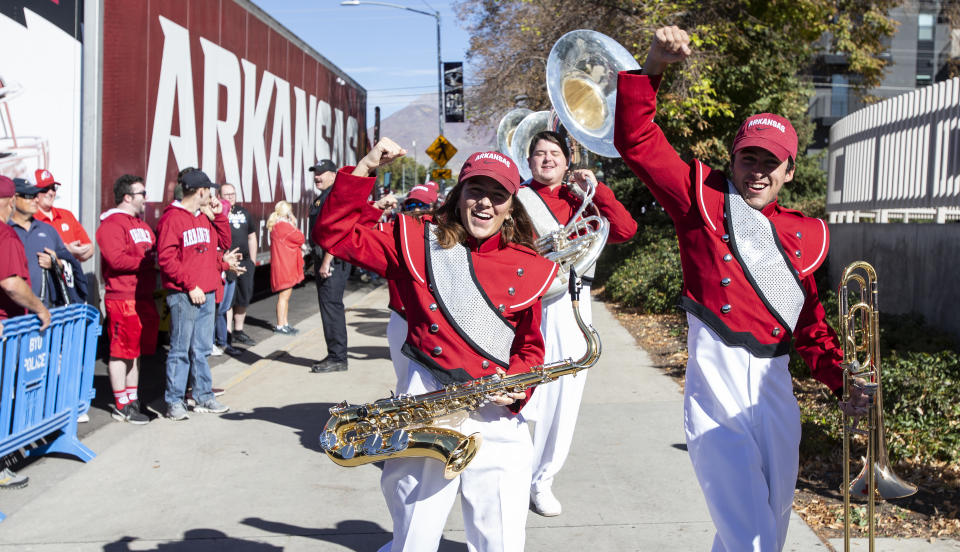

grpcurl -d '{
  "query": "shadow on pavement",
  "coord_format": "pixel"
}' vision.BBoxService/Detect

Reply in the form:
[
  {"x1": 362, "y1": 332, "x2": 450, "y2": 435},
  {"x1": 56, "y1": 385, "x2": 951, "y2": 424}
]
[
  {"x1": 346, "y1": 345, "x2": 391, "y2": 362},
  {"x1": 103, "y1": 530, "x2": 283, "y2": 551},
  {"x1": 351, "y1": 320, "x2": 389, "y2": 338},
  {"x1": 221, "y1": 402, "x2": 336, "y2": 453},
  {"x1": 348, "y1": 307, "x2": 389, "y2": 320},
  {"x1": 242, "y1": 517, "x2": 468, "y2": 551}
]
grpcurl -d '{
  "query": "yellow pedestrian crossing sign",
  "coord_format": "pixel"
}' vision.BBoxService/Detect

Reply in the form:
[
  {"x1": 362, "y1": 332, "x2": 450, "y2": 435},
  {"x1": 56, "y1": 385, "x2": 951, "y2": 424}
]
[
  {"x1": 431, "y1": 169, "x2": 452, "y2": 181},
  {"x1": 426, "y1": 135, "x2": 457, "y2": 168}
]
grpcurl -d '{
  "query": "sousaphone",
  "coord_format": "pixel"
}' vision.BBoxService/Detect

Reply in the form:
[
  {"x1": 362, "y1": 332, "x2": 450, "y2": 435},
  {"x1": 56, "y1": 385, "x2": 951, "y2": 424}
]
[
  {"x1": 520, "y1": 30, "x2": 638, "y2": 298},
  {"x1": 509, "y1": 110, "x2": 557, "y2": 181},
  {"x1": 547, "y1": 30, "x2": 639, "y2": 158},
  {"x1": 497, "y1": 108, "x2": 533, "y2": 158}
]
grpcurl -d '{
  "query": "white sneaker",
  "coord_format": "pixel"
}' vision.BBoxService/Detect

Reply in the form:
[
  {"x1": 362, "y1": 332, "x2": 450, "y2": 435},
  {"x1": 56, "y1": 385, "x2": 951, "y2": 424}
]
[
  {"x1": 77, "y1": 412, "x2": 89, "y2": 423},
  {"x1": 530, "y1": 488, "x2": 562, "y2": 516},
  {"x1": 210, "y1": 345, "x2": 224, "y2": 357}
]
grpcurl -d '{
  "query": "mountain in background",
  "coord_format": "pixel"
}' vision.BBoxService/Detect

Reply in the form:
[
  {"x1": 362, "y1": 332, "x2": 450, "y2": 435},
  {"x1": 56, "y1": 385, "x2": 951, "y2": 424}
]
[{"x1": 369, "y1": 94, "x2": 494, "y2": 174}]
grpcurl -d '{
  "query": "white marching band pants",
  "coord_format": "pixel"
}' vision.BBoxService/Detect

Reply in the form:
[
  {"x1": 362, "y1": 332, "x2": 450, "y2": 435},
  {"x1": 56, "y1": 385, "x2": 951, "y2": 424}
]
[
  {"x1": 524, "y1": 286, "x2": 592, "y2": 494},
  {"x1": 386, "y1": 310, "x2": 409, "y2": 385},
  {"x1": 377, "y1": 361, "x2": 533, "y2": 552},
  {"x1": 683, "y1": 313, "x2": 801, "y2": 552}
]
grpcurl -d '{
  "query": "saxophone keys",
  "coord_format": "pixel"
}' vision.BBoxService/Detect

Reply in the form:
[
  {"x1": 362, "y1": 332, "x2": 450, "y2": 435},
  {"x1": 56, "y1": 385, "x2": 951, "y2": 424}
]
[
  {"x1": 319, "y1": 431, "x2": 338, "y2": 451},
  {"x1": 388, "y1": 430, "x2": 409, "y2": 450},
  {"x1": 340, "y1": 443, "x2": 356, "y2": 460},
  {"x1": 362, "y1": 434, "x2": 384, "y2": 455}
]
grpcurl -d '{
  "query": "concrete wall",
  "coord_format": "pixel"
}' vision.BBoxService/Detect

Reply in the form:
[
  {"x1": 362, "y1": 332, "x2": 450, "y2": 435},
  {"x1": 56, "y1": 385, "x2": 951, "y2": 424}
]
[{"x1": 827, "y1": 223, "x2": 960, "y2": 340}]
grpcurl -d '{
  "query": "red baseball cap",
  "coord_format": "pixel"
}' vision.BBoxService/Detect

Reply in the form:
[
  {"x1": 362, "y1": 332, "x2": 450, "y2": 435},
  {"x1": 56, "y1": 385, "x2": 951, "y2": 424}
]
[
  {"x1": 407, "y1": 181, "x2": 438, "y2": 205},
  {"x1": 0, "y1": 176, "x2": 14, "y2": 198},
  {"x1": 458, "y1": 151, "x2": 521, "y2": 194},
  {"x1": 35, "y1": 169, "x2": 59, "y2": 189},
  {"x1": 732, "y1": 113, "x2": 798, "y2": 163}
]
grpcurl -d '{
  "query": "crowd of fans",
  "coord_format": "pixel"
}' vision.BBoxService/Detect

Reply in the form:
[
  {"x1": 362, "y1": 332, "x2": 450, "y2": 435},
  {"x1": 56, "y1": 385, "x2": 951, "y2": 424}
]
[{"x1": 0, "y1": 160, "x2": 435, "y2": 489}]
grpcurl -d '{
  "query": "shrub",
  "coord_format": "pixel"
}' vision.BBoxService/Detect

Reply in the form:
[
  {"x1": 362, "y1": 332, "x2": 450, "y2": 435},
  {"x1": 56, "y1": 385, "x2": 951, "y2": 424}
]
[
  {"x1": 883, "y1": 349, "x2": 960, "y2": 463},
  {"x1": 603, "y1": 233, "x2": 683, "y2": 313},
  {"x1": 791, "y1": 289, "x2": 960, "y2": 464}
]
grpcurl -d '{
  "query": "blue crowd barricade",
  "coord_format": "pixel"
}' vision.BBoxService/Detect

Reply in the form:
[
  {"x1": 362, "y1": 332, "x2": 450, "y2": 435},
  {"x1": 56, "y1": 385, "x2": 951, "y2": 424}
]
[{"x1": 0, "y1": 304, "x2": 100, "y2": 521}]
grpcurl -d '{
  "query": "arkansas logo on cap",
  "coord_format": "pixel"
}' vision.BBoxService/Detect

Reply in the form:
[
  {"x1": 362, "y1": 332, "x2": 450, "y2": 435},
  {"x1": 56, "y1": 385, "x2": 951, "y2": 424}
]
[
  {"x1": 459, "y1": 151, "x2": 521, "y2": 194},
  {"x1": 732, "y1": 113, "x2": 798, "y2": 163}
]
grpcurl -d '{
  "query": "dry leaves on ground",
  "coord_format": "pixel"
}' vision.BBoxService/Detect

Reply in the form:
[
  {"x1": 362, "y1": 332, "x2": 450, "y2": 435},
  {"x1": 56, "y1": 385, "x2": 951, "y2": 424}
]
[{"x1": 600, "y1": 294, "x2": 960, "y2": 542}]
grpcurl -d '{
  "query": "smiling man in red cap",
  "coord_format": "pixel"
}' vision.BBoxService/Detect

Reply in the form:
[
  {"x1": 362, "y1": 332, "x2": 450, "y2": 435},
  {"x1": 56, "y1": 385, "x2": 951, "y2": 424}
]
[
  {"x1": 613, "y1": 25, "x2": 869, "y2": 552},
  {"x1": 33, "y1": 169, "x2": 93, "y2": 262}
]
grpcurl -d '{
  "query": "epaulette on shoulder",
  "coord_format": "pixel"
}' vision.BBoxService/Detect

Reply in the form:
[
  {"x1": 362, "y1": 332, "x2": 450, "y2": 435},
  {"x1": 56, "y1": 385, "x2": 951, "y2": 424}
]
[
  {"x1": 505, "y1": 242, "x2": 541, "y2": 256},
  {"x1": 776, "y1": 204, "x2": 810, "y2": 219}
]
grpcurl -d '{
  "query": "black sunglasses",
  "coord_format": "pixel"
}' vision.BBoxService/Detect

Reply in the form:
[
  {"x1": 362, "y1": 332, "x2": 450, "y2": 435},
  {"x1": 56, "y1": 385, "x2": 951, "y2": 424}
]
[
  {"x1": 17, "y1": 193, "x2": 37, "y2": 200},
  {"x1": 128, "y1": 191, "x2": 147, "y2": 197}
]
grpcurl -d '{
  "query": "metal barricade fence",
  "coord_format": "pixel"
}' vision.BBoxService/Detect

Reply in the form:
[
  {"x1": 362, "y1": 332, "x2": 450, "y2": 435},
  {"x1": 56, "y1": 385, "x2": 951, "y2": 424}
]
[{"x1": 0, "y1": 304, "x2": 100, "y2": 521}]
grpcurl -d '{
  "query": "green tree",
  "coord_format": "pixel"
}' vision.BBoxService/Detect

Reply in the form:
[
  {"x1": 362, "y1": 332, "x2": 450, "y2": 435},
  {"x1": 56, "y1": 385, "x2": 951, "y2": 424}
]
[
  {"x1": 376, "y1": 157, "x2": 428, "y2": 194},
  {"x1": 458, "y1": 0, "x2": 899, "y2": 305},
  {"x1": 457, "y1": 0, "x2": 899, "y2": 213}
]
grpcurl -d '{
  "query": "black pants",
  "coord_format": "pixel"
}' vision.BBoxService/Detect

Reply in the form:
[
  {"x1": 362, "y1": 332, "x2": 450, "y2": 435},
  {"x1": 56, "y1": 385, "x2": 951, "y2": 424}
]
[{"x1": 316, "y1": 258, "x2": 351, "y2": 362}]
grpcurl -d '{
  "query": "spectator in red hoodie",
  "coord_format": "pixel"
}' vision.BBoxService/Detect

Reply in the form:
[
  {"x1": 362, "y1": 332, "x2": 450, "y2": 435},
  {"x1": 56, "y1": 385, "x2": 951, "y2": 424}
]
[
  {"x1": 267, "y1": 200, "x2": 305, "y2": 335},
  {"x1": 155, "y1": 168, "x2": 232, "y2": 421},
  {"x1": 96, "y1": 174, "x2": 158, "y2": 425}
]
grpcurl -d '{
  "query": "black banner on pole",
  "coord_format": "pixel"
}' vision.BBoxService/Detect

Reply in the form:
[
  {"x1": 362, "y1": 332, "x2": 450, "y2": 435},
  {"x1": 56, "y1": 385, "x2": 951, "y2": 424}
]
[{"x1": 443, "y1": 62, "x2": 464, "y2": 123}]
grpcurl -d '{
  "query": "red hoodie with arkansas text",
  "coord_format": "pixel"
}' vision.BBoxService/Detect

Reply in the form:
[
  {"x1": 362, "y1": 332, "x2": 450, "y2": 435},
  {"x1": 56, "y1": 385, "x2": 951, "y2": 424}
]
[
  {"x1": 96, "y1": 209, "x2": 158, "y2": 300},
  {"x1": 156, "y1": 201, "x2": 231, "y2": 294}
]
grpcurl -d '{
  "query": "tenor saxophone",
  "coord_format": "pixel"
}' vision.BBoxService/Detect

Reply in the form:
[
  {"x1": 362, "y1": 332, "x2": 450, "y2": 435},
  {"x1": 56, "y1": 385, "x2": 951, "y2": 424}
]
[{"x1": 319, "y1": 271, "x2": 602, "y2": 479}]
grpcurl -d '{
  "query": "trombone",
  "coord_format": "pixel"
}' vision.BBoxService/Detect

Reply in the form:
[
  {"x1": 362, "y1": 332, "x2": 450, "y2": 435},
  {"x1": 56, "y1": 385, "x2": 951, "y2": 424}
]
[{"x1": 838, "y1": 261, "x2": 917, "y2": 551}]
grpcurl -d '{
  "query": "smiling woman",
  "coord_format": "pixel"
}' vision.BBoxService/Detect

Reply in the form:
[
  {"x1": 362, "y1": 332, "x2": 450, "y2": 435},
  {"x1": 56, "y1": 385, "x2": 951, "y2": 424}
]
[
  {"x1": 430, "y1": 171, "x2": 536, "y2": 251},
  {"x1": 313, "y1": 137, "x2": 559, "y2": 552}
]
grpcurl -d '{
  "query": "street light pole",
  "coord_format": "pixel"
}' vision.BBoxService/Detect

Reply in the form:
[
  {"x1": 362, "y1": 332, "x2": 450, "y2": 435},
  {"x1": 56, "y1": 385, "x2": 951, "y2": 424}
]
[{"x1": 340, "y1": 0, "x2": 443, "y2": 137}]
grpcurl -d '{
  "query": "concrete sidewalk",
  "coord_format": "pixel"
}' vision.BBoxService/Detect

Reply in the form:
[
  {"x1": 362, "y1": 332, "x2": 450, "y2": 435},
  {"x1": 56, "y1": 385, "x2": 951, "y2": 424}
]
[{"x1": 0, "y1": 284, "x2": 956, "y2": 551}]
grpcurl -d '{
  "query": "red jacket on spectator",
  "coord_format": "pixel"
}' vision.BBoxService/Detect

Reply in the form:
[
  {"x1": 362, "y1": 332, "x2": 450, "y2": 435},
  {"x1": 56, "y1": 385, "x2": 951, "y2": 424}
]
[
  {"x1": 0, "y1": 222, "x2": 31, "y2": 319},
  {"x1": 156, "y1": 202, "x2": 230, "y2": 294},
  {"x1": 96, "y1": 209, "x2": 157, "y2": 300},
  {"x1": 269, "y1": 220, "x2": 305, "y2": 292}
]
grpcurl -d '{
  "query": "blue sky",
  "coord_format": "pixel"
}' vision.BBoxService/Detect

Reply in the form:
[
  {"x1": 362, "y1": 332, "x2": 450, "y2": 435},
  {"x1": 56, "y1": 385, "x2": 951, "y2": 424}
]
[{"x1": 256, "y1": 0, "x2": 473, "y2": 122}]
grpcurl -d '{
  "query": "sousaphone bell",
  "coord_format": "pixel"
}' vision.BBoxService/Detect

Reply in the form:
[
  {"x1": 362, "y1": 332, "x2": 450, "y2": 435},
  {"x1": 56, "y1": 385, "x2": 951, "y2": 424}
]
[
  {"x1": 497, "y1": 108, "x2": 533, "y2": 158},
  {"x1": 518, "y1": 30, "x2": 638, "y2": 298},
  {"x1": 547, "y1": 30, "x2": 639, "y2": 158}
]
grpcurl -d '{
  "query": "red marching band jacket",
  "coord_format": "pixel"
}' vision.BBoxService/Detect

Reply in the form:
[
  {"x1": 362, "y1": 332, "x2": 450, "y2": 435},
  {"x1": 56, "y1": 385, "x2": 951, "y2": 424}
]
[
  {"x1": 614, "y1": 72, "x2": 843, "y2": 393},
  {"x1": 314, "y1": 169, "x2": 559, "y2": 409},
  {"x1": 521, "y1": 179, "x2": 638, "y2": 245}
]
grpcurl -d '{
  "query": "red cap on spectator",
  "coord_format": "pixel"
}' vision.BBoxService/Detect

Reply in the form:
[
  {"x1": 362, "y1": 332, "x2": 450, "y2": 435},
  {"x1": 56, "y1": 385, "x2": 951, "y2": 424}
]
[
  {"x1": 458, "y1": 151, "x2": 521, "y2": 194},
  {"x1": 35, "y1": 169, "x2": 59, "y2": 189},
  {"x1": 407, "y1": 181, "x2": 438, "y2": 205},
  {"x1": 732, "y1": 113, "x2": 798, "y2": 163},
  {"x1": 0, "y1": 176, "x2": 14, "y2": 198}
]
